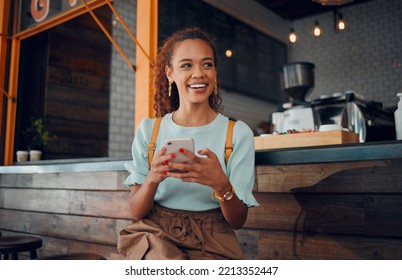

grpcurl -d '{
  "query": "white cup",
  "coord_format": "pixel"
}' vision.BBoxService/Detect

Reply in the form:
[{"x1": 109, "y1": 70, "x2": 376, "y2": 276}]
[
  {"x1": 16, "y1": 151, "x2": 29, "y2": 162},
  {"x1": 29, "y1": 150, "x2": 42, "y2": 161}
]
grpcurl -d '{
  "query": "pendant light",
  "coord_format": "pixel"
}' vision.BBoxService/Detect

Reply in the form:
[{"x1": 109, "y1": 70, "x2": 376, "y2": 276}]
[
  {"x1": 334, "y1": 11, "x2": 347, "y2": 31},
  {"x1": 312, "y1": 21, "x2": 322, "y2": 37},
  {"x1": 288, "y1": 28, "x2": 297, "y2": 43}
]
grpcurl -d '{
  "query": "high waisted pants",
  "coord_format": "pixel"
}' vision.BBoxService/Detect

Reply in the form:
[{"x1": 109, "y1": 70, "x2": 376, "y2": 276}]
[{"x1": 118, "y1": 203, "x2": 243, "y2": 260}]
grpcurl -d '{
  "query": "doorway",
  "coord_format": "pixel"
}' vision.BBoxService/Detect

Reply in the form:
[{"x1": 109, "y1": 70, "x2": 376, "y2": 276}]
[{"x1": 15, "y1": 6, "x2": 112, "y2": 160}]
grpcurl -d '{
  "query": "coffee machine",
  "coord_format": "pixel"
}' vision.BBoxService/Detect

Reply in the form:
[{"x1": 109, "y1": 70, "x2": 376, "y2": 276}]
[
  {"x1": 279, "y1": 62, "x2": 319, "y2": 132},
  {"x1": 311, "y1": 91, "x2": 396, "y2": 142}
]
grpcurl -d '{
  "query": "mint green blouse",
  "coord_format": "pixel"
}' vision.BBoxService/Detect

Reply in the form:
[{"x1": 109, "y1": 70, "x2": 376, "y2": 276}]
[{"x1": 124, "y1": 113, "x2": 259, "y2": 211}]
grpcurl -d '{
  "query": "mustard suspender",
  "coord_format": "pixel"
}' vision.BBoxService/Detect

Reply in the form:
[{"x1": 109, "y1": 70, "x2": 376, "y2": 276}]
[
  {"x1": 225, "y1": 120, "x2": 235, "y2": 164},
  {"x1": 147, "y1": 117, "x2": 162, "y2": 167}
]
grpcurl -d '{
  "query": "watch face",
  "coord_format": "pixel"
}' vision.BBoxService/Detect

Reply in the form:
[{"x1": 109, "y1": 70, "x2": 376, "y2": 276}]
[{"x1": 223, "y1": 191, "x2": 234, "y2": 201}]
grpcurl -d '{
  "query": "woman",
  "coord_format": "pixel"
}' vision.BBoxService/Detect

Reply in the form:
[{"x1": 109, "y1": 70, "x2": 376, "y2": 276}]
[{"x1": 118, "y1": 27, "x2": 259, "y2": 260}]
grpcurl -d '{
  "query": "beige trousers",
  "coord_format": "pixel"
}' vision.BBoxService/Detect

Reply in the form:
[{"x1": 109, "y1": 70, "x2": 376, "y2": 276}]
[{"x1": 118, "y1": 203, "x2": 243, "y2": 260}]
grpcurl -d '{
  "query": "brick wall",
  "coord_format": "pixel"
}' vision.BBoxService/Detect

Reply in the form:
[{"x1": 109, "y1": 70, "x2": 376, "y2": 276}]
[
  {"x1": 108, "y1": 0, "x2": 136, "y2": 157},
  {"x1": 288, "y1": 0, "x2": 402, "y2": 108}
]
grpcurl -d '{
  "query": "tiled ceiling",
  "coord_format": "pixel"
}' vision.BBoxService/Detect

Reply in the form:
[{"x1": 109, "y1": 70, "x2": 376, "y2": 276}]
[{"x1": 254, "y1": 0, "x2": 373, "y2": 20}]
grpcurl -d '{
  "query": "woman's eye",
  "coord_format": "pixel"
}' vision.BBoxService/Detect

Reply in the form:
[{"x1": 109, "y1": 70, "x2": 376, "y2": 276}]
[
  {"x1": 203, "y1": 62, "x2": 214, "y2": 68},
  {"x1": 180, "y1": 63, "x2": 191, "y2": 69}
]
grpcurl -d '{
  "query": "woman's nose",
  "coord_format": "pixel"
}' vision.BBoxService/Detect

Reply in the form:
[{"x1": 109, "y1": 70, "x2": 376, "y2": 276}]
[{"x1": 191, "y1": 65, "x2": 205, "y2": 78}]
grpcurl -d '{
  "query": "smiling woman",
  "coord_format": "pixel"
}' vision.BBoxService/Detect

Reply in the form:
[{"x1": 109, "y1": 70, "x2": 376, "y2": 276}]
[{"x1": 117, "y1": 27, "x2": 259, "y2": 260}]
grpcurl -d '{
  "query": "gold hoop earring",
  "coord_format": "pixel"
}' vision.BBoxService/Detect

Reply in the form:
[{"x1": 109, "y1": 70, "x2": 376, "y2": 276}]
[
  {"x1": 168, "y1": 81, "x2": 172, "y2": 97},
  {"x1": 214, "y1": 80, "x2": 218, "y2": 95}
]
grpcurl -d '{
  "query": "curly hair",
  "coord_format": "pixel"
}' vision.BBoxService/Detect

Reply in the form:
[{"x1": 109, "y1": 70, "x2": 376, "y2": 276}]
[{"x1": 153, "y1": 27, "x2": 223, "y2": 117}]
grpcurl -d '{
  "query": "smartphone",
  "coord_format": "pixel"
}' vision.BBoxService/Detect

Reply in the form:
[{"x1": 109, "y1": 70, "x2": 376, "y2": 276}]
[{"x1": 164, "y1": 137, "x2": 194, "y2": 163}]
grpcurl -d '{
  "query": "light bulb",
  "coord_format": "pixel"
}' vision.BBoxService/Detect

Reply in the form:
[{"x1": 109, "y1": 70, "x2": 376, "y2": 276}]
[
  {"x1": 312, "y1": 21, "x2": 322, "y2": 37},
  {"x1": 225, "y1": 49, "x2": 233, "y2": 58},
  {"x1": 336, "y1": 19, "x2": 347, "y2": 30},
  {"x1": 289, "y1": 33, "x2": 297, "y2": 43},
  {"x1": 288, "y1": 28, "x2": 297, "y2": 43},
  {"x1": 313, "y1": 26, "x2": 321, "y2": 36}
]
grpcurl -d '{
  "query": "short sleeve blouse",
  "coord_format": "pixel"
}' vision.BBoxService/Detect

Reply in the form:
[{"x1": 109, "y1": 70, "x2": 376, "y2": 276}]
[{"x1": 124, "y1": 113, "x2": 259, "y2": 211}]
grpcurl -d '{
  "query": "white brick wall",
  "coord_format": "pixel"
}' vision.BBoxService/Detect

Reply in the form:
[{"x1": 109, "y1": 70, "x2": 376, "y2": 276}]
[{"x1": 108, "y1": 0, "x2": 136, "y2": 157}]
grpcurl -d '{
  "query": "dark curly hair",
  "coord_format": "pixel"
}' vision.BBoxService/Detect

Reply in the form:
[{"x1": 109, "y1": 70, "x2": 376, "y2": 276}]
[{"x1": 153, "y1": 27, "x2": 223, "y2": 117}]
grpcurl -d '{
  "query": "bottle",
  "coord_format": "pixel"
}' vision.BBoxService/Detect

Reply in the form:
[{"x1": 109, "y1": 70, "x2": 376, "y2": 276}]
[{"x1": 395, "y1": 93, "x2": 402, "y2": 140}]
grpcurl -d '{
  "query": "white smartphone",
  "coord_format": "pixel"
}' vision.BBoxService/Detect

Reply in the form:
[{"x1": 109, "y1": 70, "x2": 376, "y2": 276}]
[{"x1": 164, "y1": 137, "x2": 194, "y2": 163}]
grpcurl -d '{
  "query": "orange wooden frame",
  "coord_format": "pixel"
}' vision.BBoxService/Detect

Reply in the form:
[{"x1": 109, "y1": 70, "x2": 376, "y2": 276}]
[
  {"x1": 0, "y1": 0, "x2": 12, "y2": 165},
  {"x1": 135, "y1": 0, "x2": 158, "y2": 129}
]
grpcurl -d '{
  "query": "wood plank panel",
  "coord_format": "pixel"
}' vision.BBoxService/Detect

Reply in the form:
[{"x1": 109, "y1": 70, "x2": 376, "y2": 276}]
[
  {"x1": 0, "y1": 189, "x2": 131, "y2": 219},
  {"x1": 0, "y1": 209, "x2": 129, "y2": 245},
  {"x1": 246, "y1": 193, "x2": 402, "y2": 238},
  {"x1": 47, "y1": 68, "x2": 110, "y2": 94},
  {"x1": 45, "y1": 136, "x2": 108, "y2": 158},
  {"x1": 0, "y1": 171, "x2": 128, "y2": 190},
  {"x1": 259, "y1": 230, "x2": 402, "y2": 260},
  {"x1": 46, "y1": 101, "x2": 108, "y2": 123},
  {"x1": 256, "y1": 160, "x2": 402, "y2": 193},
  {"x1": 0, "y1": 173, "x2": 33, "y2": 188},
  {"x1": 46, "y1": 117, "x2": 108, "y2": 140},
  {"x1": 236, "y1": 229, "x2": 259, "y2": 260}
]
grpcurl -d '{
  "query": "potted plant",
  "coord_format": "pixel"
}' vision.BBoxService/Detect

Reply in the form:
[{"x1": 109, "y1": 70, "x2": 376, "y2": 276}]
[{"x1": 23, "y1": 118, "x2": 50, "y2": 161}]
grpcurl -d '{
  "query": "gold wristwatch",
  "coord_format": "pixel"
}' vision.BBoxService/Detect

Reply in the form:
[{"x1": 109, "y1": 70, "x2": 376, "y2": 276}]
[{"x1": 214, "y1": 187, "x2": 235, "y2": 202}]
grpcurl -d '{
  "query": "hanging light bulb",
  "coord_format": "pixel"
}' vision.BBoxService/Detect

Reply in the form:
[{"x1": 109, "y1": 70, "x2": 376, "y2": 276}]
[
  {"x1": 335, "y1": 12, "x2": 347, "y2": 31},
  {"x1": 312, "y1": 21, "x2": 322, "y2": 37},
  {"x1": 288, "y1": 28, "x2": 297, "y2": 43}
]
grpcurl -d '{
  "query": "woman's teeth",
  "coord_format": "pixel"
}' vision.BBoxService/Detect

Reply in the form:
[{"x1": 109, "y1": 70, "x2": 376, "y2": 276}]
[{"x1": 188, "y1": 84, "x2": 207, "y2": 89}]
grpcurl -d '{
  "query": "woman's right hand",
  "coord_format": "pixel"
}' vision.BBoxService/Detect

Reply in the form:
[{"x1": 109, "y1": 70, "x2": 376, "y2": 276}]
[
  {"x1": 147, "y1": 146, "x2": 176, "y2": 184},
  {"x1": 129, "y1": 147, "x2": 175, "y2": 220}
]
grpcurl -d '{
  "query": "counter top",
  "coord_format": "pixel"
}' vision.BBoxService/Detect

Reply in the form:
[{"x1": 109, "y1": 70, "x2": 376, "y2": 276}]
[
  {"x1": 1, "y1": 141, "x2": 401, "y2": 173},
  {"x1": 255, "y1": 140, "x2": 402, "y2": 165}
]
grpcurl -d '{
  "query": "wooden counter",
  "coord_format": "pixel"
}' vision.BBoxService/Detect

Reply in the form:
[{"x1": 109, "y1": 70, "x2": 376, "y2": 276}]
[
  {"x1": 238, "y1": 140, "x2": 402, "y2": 259},
  {"x1": 1, "y1": 141, "x2": 401, "y2": 259}
]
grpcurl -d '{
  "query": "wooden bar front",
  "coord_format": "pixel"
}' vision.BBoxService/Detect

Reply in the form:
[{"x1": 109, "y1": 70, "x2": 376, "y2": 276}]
[{"x1": 238, "y1": 158, "x2": 402, "y2": 259}]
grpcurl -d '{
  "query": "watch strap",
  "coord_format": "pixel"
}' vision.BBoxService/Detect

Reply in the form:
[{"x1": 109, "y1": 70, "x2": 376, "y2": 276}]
[{"x1": 213, "y1": 186, "x2": 235, "y2": 202}]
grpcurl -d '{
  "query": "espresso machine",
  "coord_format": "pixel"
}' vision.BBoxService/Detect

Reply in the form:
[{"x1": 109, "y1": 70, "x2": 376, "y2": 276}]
[
  {"x1": 279, "y1": 62, "x2": 319, "y2": 132},
  {"x1": 311, "y1": 91, "x2": 396, "y2": 142}
]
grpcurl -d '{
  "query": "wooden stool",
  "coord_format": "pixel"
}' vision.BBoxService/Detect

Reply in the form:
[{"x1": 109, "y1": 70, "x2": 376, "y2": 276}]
[
  {"x1": 0, "y1": 235, "x2": 43, "y2": 260},
  {"x1": 36, "y1": 253, "x2": 107, "y2": 260}
]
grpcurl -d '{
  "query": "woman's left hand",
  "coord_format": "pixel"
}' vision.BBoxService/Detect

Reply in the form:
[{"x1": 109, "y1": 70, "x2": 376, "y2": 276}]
[{"x1": 166, "y1": 148, "x2": 230, "y2": 193}]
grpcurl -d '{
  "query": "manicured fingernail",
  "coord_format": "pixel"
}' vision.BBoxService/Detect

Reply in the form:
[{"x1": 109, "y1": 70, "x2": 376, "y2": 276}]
[
  {"x1": 164, "y1": 161, "x2": 169, "y2": 165},
  {"x1": 179, "y1": 148, "x2": 184, "y2": 153},
  {"x1": 162, "y1": 147, "x2": 166, "y2": 152},
  {"x1": 170, "y1": 153, "x2": 176, "y2": 158},
  {"x1": 198, "y1": 150, "x2": 202, "y2": 154},
  {"x1": 162, "y1": 171, "x2": 167, "y2": 175}
]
